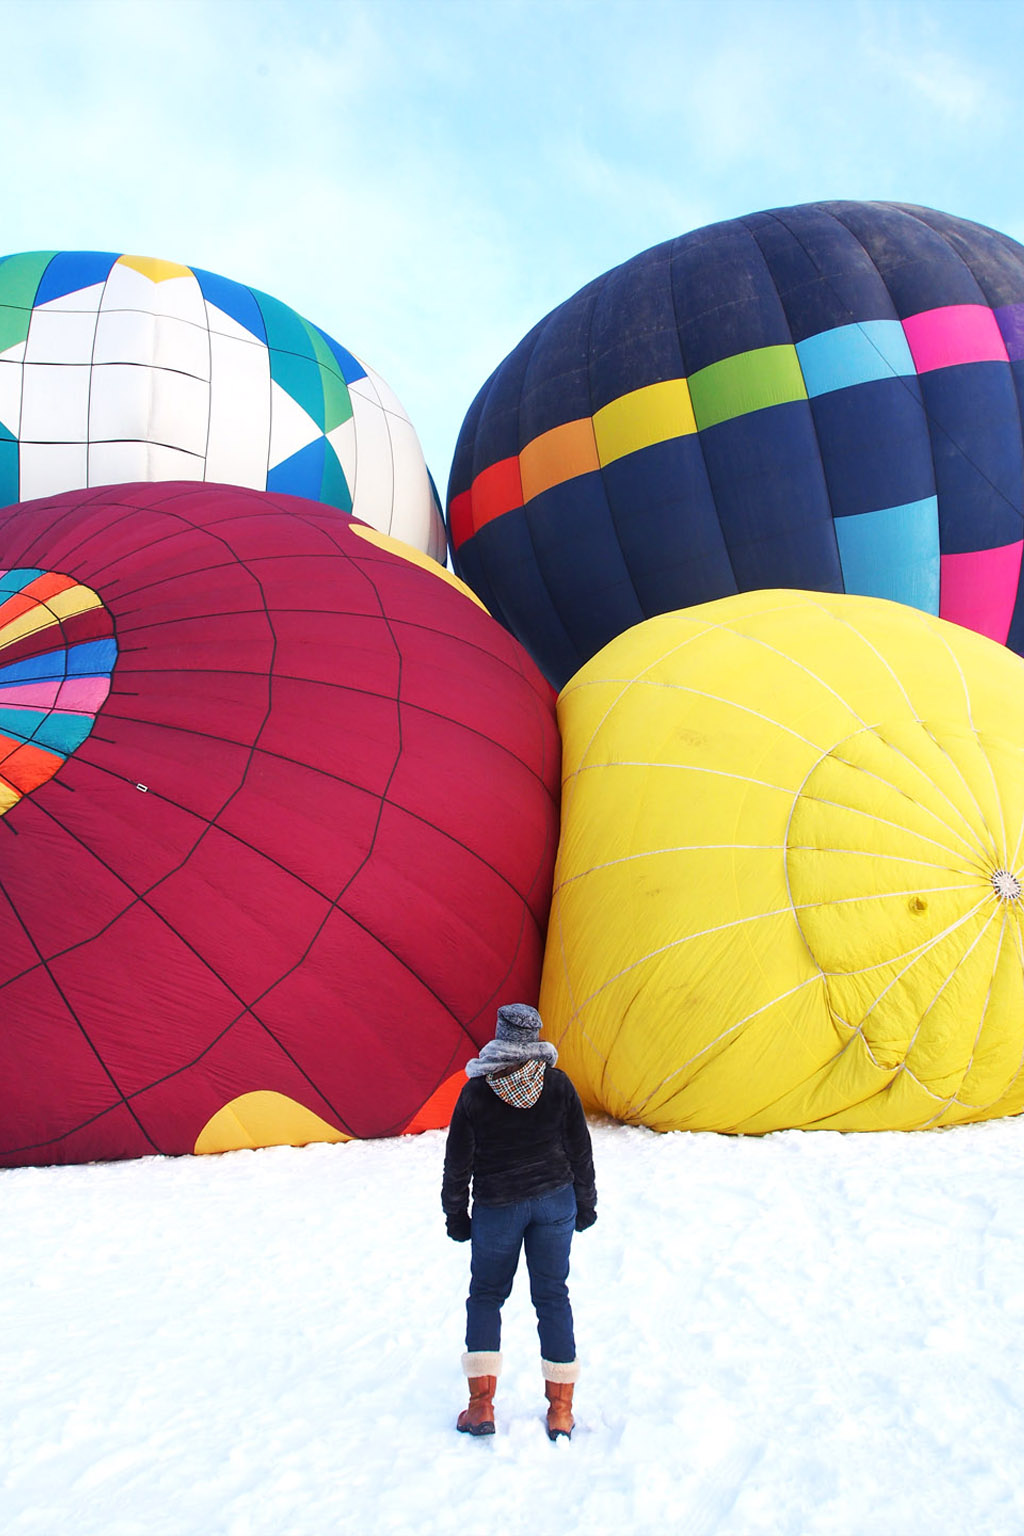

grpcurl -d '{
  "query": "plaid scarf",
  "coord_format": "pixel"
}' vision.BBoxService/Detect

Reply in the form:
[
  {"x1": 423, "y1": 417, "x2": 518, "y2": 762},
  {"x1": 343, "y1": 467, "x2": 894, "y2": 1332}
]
[{"x1": 486, "y1": 1059, "x2": 546, "y2": 1108}]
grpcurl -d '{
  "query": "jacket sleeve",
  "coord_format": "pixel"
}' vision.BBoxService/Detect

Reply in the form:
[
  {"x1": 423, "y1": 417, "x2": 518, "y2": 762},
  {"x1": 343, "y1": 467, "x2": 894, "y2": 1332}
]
[
  {"x1": 441, "y1": 1087, "x2": 475, "y2": 1215},
  {"x1": 563, "y1": 1079, "x2": 596, "y2": 1215}
]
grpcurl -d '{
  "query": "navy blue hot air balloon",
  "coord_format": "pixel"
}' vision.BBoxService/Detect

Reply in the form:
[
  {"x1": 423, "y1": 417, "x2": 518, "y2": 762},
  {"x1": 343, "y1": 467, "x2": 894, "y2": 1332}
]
[{"x1": 447, "y1": 202, "x2": 1024, "y2": 689}]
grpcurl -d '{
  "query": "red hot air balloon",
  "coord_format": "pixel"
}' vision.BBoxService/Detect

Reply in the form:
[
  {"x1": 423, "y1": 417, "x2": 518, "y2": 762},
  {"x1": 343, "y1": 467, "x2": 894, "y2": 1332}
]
[{"x1": 0, "y1": 483, "x2": 559, "y2": 1167}]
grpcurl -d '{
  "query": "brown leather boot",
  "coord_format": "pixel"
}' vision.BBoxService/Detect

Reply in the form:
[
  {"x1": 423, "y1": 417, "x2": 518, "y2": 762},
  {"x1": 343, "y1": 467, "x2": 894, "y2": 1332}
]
[
  {"x1": 457, "y1": 1351, "x2": 501, "y2": 1436},
  {"x1": 544, "y1": 1380, "x2": 575, "y2": 1439},
  {"x1": 542, "y1": 1358, "x2": 580, "y2": 1440}
]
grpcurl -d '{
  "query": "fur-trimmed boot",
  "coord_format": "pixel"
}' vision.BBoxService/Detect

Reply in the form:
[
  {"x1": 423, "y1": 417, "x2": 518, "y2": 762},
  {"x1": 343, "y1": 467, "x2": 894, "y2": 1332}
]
[
  {"x1": 542, "y1": 1358, "x2": 580, "y2": 1440},
  {"x1": 457, "y1": 1351, "x2": 501, "y2": 1436}
]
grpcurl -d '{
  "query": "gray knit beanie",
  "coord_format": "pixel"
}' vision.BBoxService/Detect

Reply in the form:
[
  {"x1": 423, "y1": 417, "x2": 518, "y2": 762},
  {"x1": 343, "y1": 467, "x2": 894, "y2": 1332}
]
[
  {"x1": 495, "y1": 1003, "x2": 543, "y2": 1044},
  {"x1": 464, "y1": 1003, "x2": 558, "y2": 1077}
]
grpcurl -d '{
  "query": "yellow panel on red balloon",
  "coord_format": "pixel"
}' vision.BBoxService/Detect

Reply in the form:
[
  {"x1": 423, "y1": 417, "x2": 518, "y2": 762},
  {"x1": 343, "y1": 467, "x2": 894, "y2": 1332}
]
[{"x1": 194, "y1": 1092, "x2": 351, "y2": 1154}]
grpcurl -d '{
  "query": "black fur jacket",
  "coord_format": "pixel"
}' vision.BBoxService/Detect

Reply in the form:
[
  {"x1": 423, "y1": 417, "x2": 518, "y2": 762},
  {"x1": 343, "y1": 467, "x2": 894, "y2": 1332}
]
[{"x1": 441, "y1": 1066, "x2": 597, "y2": 1218}]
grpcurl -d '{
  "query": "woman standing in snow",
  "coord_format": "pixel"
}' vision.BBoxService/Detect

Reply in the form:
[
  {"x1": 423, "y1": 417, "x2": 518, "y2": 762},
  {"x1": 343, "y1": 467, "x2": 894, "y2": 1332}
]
[{"x1": 442, "y1": 1003, "x2": 596, "y2": 1441}]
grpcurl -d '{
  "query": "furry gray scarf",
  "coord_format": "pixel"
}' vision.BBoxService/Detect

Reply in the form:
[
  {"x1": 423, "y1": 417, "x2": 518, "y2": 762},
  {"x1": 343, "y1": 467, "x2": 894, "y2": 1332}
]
[{"x1": 464, "y1": 1037, "x2": 558, "y2": 1078}]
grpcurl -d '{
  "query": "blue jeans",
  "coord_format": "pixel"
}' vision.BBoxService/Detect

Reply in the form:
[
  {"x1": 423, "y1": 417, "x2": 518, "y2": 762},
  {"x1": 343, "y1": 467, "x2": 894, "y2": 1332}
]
[{"x1": 466, "y1": 1184, "x2": 577, "y2": 1363}]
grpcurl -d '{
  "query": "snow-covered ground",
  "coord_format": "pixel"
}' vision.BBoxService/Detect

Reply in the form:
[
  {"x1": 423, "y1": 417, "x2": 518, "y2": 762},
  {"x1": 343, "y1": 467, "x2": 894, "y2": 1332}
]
[{"x1": 4, "y1": 1116, "x2": 1024, "y2": 1536}]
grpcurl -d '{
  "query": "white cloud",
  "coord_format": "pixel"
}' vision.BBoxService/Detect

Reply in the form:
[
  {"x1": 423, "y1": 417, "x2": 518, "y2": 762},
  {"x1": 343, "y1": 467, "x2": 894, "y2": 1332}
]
[{"x1": 899, "y1": 49, "x2": 989, "y2": 121}]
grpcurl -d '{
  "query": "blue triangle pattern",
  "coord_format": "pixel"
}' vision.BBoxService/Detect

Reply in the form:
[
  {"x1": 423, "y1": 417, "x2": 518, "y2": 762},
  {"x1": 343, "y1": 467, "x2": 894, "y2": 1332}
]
[
  {"x1": 34, "y1": 252, "x2": 120, "y2": 308},
  {"x1": 192, "y1": 267, "x2": 268, "y2": 343},
  {"x1": 267, "y1": 437, "x2": 327, "y2": 500},
  {"x1": 313, "y1": 324, "x2": 367, "y2": 384}
]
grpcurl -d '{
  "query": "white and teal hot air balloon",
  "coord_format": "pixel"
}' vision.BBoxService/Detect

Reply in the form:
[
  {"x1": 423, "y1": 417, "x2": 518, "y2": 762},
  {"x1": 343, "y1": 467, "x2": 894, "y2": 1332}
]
[{"x1": 0, "y1": 250, "x2": 445, "y2": 558}]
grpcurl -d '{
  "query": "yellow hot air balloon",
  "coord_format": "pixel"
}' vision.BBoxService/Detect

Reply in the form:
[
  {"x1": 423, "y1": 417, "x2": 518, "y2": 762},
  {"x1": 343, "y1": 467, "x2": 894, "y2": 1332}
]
[{"x1": 540, "y1": 589, "x2": 1024, "y2": 1132}]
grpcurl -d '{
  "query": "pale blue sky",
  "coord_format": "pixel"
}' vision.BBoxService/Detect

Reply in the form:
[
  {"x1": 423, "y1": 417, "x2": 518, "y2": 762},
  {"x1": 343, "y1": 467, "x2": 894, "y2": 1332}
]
[{"x1": 2, "y1": 0, "x2": 1022, "y2": 500}]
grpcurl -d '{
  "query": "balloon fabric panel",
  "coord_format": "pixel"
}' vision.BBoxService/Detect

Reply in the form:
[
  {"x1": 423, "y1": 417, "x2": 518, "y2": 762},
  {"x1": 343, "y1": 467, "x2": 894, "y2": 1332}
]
[{"x1": 600, "y1": 437, "x2": 734, "y2": 614}]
